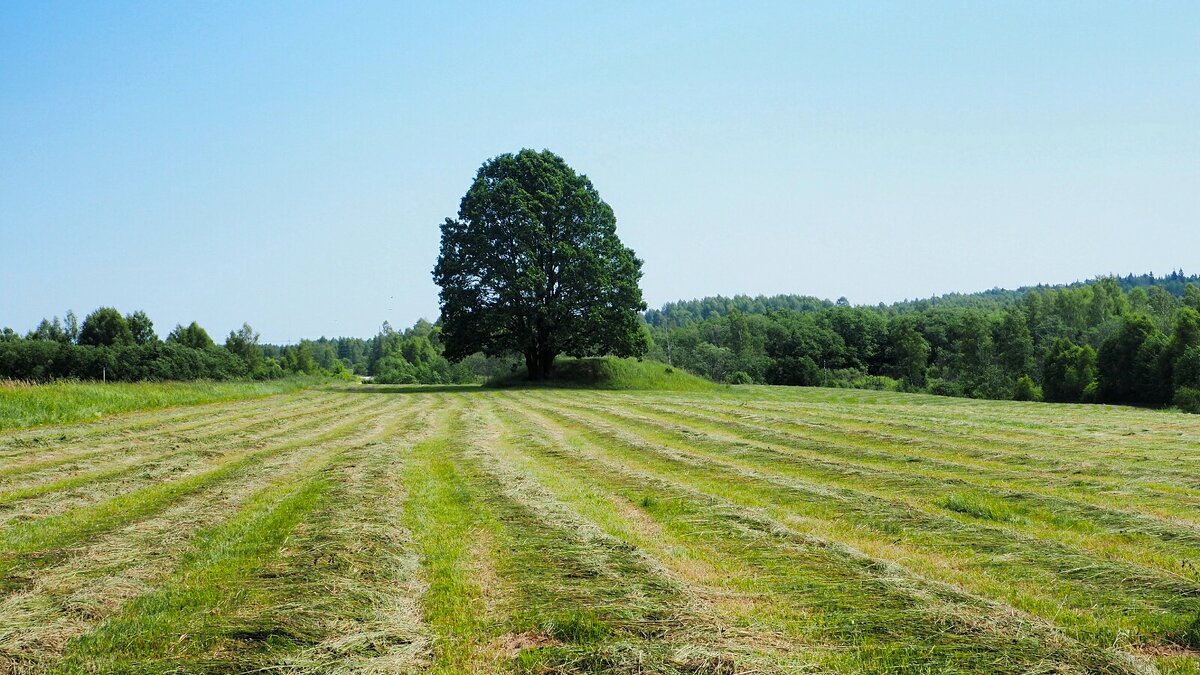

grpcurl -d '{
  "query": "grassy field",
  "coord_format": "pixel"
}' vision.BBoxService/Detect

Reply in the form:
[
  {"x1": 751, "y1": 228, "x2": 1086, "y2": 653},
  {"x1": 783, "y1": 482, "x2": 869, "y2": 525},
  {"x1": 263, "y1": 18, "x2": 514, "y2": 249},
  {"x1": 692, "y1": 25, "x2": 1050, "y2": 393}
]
[
  {"x1": 0, "y1": 378, "x2": 319, "y2": 431},
  {"x1": 1, "y1": 383, "x2": 1198, "y2": 673}
]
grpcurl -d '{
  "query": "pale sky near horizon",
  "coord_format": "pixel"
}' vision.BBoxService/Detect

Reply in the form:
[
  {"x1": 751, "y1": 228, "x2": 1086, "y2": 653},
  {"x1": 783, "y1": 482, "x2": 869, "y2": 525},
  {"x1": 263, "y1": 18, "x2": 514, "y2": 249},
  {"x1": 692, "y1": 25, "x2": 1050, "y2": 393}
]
[{"x1": 2, "y1": 2, "x2": 1197, "y2": 343}]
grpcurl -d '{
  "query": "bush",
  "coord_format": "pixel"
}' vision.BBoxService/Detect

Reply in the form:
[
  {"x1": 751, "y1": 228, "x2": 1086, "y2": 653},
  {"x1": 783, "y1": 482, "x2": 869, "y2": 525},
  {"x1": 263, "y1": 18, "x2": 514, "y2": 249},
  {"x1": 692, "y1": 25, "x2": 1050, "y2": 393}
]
[
  {"x1": 1175, "y1": 387, "x2": 1200, "y2": 414},
  {"x1": 927, "y1": 378, "x2": 963, "y2": 398},
  {"x1": 848, "y1": 374, "x2": 901, "y2": 391},
  {"x1": 727, "y1": 371, "x2": 753, "y2": 385},
  {"x1": 1013, "y1": 375, "x2": 1043, "y2": 402}
]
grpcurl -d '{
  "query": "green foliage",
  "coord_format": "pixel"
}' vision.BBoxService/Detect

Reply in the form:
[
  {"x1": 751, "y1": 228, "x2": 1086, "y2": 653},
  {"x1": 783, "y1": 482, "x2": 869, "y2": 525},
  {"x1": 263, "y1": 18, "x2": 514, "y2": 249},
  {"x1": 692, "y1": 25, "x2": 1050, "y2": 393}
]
[
  {"x1": 26, "y1": 316, "x2": 71, "y2": 343},
  {"x1": 167, "y1": 322, "x2": 215, "y2": 350},
  {"x1": 367, "y1": 320, "x2": 479, "y2": 385},
  {"x1": 63, "y1": 310, "x2": 79, "y2": 343},
  {"x1": 884, "y1": 316, "x2": 930, "y2": 387},
  {"x1": 1174, "y1": 345, "x2": 1200, "y2": 391},
  {"x1": 125, "y1": 310, "x2": 157, "y2": 345},
  {"x1": 433, "y1": 149, "x2": 647, "y2": 380},
  {"x1": 2, "y1": 308, "x2": 327, "y2": 383},
  {"x1": 486, "y1": 357, "x2": 716, "y2": 391},
  {"x1": 1184, "y1": 284, "x2": 1200, "y2": 311},
  {"x1": 280, "y1": 341, "x2": 318, "y2": 375},
  {"x1": 646, "y1": 293, "x2": 831, "y2": 327},
  {"x1": 646, "y1": 273, "x2": 1200, "y2": 412},
  {"x1": 1042, "y1": 339, "x2": 1097, "y2": 403},
  {"x1": 728, "y1": 370, "x2": 753, "y2": 385},
  {"x1": 1175, "y1": 387, "x2": 1200, "y2": 414},
  {"x1": 225, "y1": 323, "x2": 268, "y2": 377},
  {"x1": 994, "y1": 307, "x2": 1035, "y2": 378},
  {"x1": 78, "y1": 307, "x2": 134, "y2": 347},
  {"x1": 1098, "y1": 315, "x2": 1163, "y2": 405},
  {"x1": 1013, "y1": 375, "x2": 1043, "y2": 402}
]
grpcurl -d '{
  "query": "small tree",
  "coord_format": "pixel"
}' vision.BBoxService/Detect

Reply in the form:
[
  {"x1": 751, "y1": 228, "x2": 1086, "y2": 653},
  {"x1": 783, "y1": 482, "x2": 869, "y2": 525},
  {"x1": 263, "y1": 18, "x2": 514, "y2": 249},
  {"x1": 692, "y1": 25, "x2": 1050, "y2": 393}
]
[
  {"x1": 1013, "y1": 375, "x2": 1042, "y2": 402},
  {"x1": 168, "y1": 322, "x2": 215, "y2": 350},
  {"x1": 225, "y1": 323, "x2": 264, "y2": 374},
  {"x1": 433, "y1": 149, "x2": 647, "y2": 379},
  {"x1": 63, "y1": 310, "x2": 79, "y2": 344},
  {"x1": 1042, "y1": 338, "x2": 1097, "y2": 403},
  {"x1": 884, "y1": 316, "x2": 930, "y2": 387},
  {"x1": 79, "y1": 307, "x2": 134, "y2": 347},
  {"x1": 27, "y1": 317, "x2": 69, "y2": 343},
  {"x1": 1098, "y1": 314, "x2": 1160, "y2": 404},
  {"x1": 126, "y1": 310, "x2": 157, "y2": 345},
  {"x1": 1174, "y1": 345, "x2": 1200, "y2": 413}
]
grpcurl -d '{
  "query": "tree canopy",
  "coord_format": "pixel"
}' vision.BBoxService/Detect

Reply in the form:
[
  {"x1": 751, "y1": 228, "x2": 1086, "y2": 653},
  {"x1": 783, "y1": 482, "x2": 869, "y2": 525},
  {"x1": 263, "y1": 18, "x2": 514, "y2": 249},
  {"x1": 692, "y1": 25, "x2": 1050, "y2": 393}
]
[
  {"x1": 78, "y1": 307, "x2": 134, "y2": 347},
  {"x1": 644, "y1": 275, "x2": 1200, "y2": 412},
  {"x1": 433, "y1": 149, "x2": 647, "y2": 379},
  {"x1": 167, "y1": 322, "x2": 215, "y2": 350}
]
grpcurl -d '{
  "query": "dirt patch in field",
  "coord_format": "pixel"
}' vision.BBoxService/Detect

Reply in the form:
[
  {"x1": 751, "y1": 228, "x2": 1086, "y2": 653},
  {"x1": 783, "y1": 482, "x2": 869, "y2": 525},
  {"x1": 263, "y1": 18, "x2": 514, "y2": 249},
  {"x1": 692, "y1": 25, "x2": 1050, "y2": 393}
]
[{"x1": 498, "y1": 630, "x2": 560, "y2": 657}]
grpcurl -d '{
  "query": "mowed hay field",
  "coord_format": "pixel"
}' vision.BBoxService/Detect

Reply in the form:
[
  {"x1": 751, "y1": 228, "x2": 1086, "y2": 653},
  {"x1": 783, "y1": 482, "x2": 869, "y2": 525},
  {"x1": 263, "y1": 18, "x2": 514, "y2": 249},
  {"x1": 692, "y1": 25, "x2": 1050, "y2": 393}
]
[{"x1": 1, "y1": 386, "x2": 1199, "y2": 673}]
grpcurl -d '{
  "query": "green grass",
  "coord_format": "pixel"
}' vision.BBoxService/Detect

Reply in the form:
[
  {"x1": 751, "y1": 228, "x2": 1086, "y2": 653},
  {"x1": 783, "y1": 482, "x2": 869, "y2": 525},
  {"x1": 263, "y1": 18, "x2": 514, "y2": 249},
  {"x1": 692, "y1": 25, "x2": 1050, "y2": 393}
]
[
  {"x1": 0, "y1": 377, "x2": 320, "y2": 430},
  {"x1": 486, "y1": 357, "x2": 718, "y2": 391},
  {"x1": 3, "y1": 384, "x2": 1200, "y2": 673}
]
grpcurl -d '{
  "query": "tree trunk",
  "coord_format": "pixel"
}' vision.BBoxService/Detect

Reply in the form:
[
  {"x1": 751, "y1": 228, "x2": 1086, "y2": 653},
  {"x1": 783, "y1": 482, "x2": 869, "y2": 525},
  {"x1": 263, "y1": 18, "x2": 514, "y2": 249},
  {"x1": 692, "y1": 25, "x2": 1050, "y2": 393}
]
[
  {"x1": 525, "y1": 350, "x2": 542, "y2": 380},
  {"x1": 525, "y1": 344, "x2": 557, "y2": 380}
]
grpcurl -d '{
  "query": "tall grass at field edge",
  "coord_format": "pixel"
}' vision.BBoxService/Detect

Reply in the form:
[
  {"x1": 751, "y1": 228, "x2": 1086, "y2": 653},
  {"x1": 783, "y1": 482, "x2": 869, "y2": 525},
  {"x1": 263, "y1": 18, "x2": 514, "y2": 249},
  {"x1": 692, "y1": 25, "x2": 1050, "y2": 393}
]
[{"x1": 0, "y1": 377, "x2": 322, "y2": 430}]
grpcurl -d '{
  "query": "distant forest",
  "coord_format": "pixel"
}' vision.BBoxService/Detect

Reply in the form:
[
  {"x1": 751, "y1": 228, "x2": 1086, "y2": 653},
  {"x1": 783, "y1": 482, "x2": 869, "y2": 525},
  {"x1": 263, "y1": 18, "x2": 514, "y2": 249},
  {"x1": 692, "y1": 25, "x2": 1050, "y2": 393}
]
[
  {"x1": 0, "y1": 308, "x2": 346, "y2": 382},
  {"x1": 0, "y1": 309, "x2": 506, "y2": 385},
  {"x1": 6, "y1": 271, "x2": 1200, "y2": 413},
  {"x1": 645, "y1": 271, "x2": 1200, "y2": 412}
]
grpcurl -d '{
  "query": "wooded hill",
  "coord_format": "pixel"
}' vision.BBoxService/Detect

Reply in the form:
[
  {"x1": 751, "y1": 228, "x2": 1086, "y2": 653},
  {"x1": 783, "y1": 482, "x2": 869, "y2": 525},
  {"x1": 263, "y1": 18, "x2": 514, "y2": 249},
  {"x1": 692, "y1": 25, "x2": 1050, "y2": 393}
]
[{"x1": 644, "y1": 271, "x2": 1200, "y2": 412}]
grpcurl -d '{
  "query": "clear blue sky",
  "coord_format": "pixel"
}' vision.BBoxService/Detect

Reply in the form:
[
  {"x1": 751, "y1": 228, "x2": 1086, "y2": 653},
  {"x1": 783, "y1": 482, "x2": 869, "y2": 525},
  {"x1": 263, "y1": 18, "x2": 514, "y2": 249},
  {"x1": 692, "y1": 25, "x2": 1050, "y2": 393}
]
[{"x1": 2, "y1": 2, "x2": 1197, "y2": 343}]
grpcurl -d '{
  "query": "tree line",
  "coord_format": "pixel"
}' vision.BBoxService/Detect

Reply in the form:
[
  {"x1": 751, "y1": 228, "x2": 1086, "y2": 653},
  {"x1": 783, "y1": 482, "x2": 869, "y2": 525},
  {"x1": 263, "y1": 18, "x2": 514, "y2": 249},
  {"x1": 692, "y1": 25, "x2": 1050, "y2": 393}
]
[
  {"x1": 1, "y1": 306, "x2": 517, "y2": 385},
  {"x1": 646, "y1": 272, "x2": 1200, "y2": 413},
  {"x1": 0, "y1": 307, "x2": 340, "y2": 382},
  {"x1": 292, "y1": 320, "x2": 517, "y2": 385}
]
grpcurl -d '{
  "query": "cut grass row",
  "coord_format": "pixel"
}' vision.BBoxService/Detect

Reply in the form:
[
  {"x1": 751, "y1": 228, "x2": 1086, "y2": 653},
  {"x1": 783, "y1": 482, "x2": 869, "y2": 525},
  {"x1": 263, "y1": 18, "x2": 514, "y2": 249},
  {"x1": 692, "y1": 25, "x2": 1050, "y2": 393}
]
[
  {"x1": 518, "y1": 393, "x2": 1200, "y2": 661},
  {"x1": 54, "y1": 399, "x2": 433, "y2": 673},
  {"x1": 558, "y1": 395, "x2": 1200, "y2": 571},
  {"x1": 0, "y1": 397, "x2": 392, "y2": 594},
  {"x1": 0, "y1": 395, "x2": 370, "y2": 538},
  {"x1": 496, "y1": 396, "x2": 1137, "y2": 672},
  {"x1": 2, "y1": 393, "x2": 423, "y2": 672},
  {"x1": 3, "y1": 385, "x2": 1199, "y2": 672}
]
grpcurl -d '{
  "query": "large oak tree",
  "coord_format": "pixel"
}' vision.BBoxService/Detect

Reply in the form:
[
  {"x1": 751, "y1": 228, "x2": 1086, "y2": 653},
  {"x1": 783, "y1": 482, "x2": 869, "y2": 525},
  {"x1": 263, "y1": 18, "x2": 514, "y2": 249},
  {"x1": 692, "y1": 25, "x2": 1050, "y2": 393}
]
[{"x1": 433, "y1": 149, "x2": 647, "y2": 379}]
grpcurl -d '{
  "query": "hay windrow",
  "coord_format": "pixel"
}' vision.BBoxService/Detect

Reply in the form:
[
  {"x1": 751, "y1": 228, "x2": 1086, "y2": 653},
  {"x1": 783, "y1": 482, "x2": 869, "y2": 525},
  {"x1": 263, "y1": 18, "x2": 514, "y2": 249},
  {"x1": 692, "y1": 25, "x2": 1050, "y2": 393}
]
[{"x1": 1, "y1": 385, "x2": 1197, "y2": 672}]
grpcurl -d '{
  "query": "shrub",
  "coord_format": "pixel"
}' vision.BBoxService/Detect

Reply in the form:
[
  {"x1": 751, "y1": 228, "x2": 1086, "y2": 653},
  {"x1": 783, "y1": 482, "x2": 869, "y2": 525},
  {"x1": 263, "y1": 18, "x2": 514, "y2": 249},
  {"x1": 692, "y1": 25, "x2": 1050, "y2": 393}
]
[
  {"x1": 727, "y1": 371, "x2": 753, "y2": 385},
  {"x1": 927, "y1": 378, "x2": 963, "y2": 398},
  {"x1": 1013, "y1": 375, "x2": 1043, "y2": 402},
  {"x1": 1175, "y1": 387, "x2": 1200, "y2": 414},
  {"x1": 848, "y1": 374, "x2": 901, "y2": 391}
]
